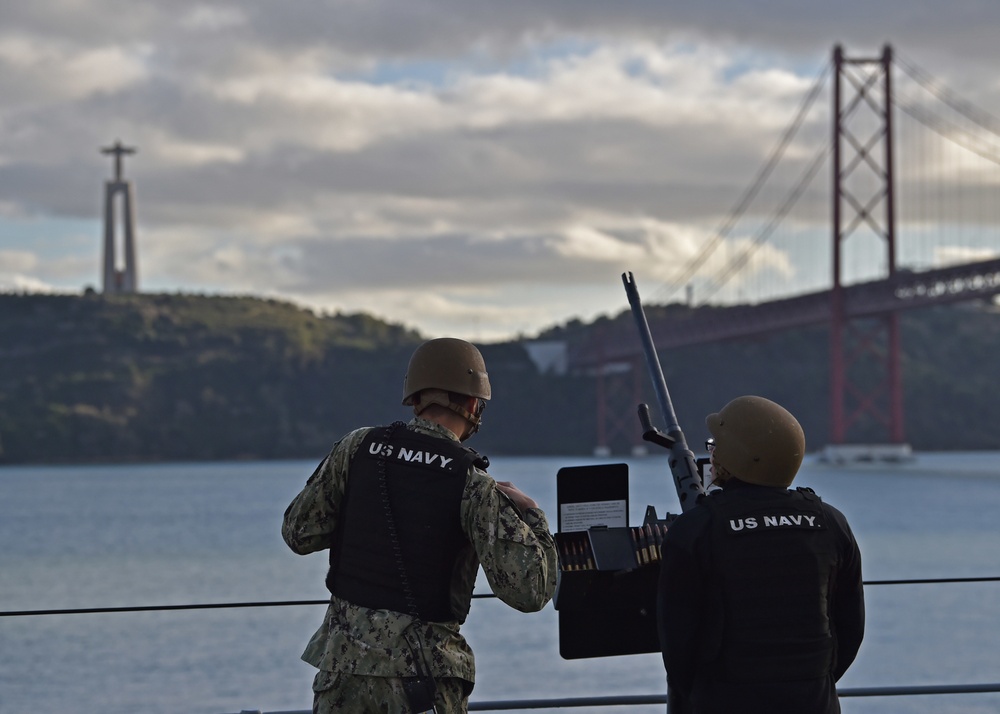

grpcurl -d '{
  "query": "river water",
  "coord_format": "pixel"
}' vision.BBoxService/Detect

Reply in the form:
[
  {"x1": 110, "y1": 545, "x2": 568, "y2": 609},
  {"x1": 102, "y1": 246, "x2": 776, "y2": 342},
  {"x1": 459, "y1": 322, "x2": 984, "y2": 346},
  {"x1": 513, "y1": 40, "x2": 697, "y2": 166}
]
[{"x1": 1, "y1": 452, "x2": 999, "y2": 713}]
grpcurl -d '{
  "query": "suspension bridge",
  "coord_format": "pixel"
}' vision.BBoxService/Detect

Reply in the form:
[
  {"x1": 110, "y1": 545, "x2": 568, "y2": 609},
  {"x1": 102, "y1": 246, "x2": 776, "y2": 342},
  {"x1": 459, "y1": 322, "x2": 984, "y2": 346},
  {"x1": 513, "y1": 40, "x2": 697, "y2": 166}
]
[{"x1": 565, "y1": 44, "x2": 1000, "y2": 455}]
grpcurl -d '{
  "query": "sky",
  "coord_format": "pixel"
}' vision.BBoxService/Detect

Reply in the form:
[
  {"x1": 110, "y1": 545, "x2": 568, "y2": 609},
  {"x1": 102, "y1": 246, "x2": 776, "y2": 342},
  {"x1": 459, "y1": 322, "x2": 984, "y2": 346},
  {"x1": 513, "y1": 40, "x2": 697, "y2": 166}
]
[{"x1": 3, "y1": 1, "x2": 1000, "y2": 342}]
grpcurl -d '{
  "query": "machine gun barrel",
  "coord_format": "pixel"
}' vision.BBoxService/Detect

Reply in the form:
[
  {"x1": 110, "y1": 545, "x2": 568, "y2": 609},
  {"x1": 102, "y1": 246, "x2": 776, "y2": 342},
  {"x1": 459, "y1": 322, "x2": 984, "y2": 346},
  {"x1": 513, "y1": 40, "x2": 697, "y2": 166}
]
[{"x1": 622, "y1": 272, "x2": 705, "y2": 512}]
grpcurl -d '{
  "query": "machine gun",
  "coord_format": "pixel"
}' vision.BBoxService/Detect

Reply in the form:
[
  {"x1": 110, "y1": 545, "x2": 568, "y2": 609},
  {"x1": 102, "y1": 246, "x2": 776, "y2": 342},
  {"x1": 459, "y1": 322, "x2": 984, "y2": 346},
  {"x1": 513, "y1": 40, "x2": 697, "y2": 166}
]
[
  {"x1": 623, "y1": 271, "x2": 705, "y2": 515},
  {"x1": 624, "y1": 271, "x2": 704, "y2": 714},
  {"x1": 553, "y1": 273, "x2": 707, "y2": 671}
]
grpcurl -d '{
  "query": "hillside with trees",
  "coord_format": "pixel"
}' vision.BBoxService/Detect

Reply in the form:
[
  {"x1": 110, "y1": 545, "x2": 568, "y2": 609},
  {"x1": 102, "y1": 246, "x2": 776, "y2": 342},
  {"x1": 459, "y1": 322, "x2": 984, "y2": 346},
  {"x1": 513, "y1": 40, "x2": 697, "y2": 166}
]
[{"x1": 1, "y1": 292, "x2": 999, "y2": 464}]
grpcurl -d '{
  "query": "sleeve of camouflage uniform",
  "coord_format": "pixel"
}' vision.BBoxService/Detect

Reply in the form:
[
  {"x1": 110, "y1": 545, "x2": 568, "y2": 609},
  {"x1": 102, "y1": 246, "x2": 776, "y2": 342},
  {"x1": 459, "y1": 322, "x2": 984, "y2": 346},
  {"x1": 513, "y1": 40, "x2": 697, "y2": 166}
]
[
  {"x1": 282, "y1": 427, "x2": 370, "y2": 555},
  {"x1": 462, "y1": 469, "x2": 558, "y2": 612}
]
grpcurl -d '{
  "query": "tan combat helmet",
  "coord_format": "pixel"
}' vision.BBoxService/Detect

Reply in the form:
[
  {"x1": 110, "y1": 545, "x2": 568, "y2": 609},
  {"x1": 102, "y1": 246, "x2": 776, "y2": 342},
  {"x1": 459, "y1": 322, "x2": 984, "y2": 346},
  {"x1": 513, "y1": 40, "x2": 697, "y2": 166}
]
[
  {"x1": 402, "y1": 338, "x2": 491, "y2": 436},
  {"x1": 706, "y1": 395, "x2": 805, "y2": 488}
]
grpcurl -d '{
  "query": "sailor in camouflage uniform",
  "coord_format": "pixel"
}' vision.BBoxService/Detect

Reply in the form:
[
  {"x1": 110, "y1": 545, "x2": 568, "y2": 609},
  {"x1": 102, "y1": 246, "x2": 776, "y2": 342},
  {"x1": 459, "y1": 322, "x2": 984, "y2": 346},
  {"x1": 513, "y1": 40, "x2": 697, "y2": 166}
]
[{"x1": 283, "y1": 338, "x2": 558, "y2": 713}]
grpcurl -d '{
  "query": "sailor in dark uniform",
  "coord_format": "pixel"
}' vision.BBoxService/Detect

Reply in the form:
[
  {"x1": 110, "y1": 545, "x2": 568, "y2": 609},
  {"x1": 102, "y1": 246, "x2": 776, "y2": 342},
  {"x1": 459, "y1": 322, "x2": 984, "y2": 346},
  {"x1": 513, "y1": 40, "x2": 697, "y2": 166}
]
[{"x1": 657, "y1": 395, "x2": 865, "y2": 714}]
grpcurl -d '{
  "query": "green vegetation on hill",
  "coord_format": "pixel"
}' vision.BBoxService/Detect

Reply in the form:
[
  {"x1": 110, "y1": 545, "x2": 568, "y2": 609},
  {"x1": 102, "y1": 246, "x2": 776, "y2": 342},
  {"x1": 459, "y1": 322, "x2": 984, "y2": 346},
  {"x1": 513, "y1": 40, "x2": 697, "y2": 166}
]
[
  {"x1": 0, "y1": 293, "x2": 424, "y2": 462},
  {"x1": 1, "y1": 292, "x2": 999, "y2": 464}
]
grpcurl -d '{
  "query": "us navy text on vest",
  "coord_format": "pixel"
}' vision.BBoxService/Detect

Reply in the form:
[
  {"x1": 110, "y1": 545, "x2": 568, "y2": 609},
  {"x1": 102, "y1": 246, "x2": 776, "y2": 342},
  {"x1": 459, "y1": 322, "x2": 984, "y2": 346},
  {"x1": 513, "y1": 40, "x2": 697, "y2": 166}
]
[
  {"x1": 367, "y1": 442, "x2": 456, "y2": 469},
  {"x1": 728, "y1": 513, "x2": 824, "y2": 532}
]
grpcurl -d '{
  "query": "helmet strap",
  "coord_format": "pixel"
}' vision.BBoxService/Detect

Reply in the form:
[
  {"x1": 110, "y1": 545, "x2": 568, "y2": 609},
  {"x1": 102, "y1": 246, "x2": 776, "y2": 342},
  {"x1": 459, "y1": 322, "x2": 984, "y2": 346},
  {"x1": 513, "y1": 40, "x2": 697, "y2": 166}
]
[
  {"x1": 413, "y1": 390, "x2": 484, "y2": 441},
  {"x1": 708, "y1": 459, "x2": 733, "y2": 489},
  {"x1": 460, "y1": 398, "x2": 486, "y2": 441}
]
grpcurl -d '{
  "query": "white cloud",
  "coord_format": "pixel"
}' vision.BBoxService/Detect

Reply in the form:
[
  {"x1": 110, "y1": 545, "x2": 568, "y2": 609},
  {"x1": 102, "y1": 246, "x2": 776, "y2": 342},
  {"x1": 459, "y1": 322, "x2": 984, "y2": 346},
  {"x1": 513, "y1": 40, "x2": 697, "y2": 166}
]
[
  {"x1": 0, "y1": 35, "x2": 149, "y2": 100},
  {"x1": 0, "y1": 249, "x2": 38, "y2": 272},
  {"x1": 146, "y1": 135, "x2": 245, "y2": 166},
  {"x1": 933, "y1": 245, "x2": 1000, "y2": 267},
  {"x1": 2, "y1": 1, "x2": 1000, "y2": 339},
  {"x1": 555, "y1": 225, "x2": 643, "y2": 262},
  {"x1": 179, "y1": 5, "x2": 247, "y2": 32},
  {"x1": 0, "y1": 272, "x2": 57, "y2": 292}
]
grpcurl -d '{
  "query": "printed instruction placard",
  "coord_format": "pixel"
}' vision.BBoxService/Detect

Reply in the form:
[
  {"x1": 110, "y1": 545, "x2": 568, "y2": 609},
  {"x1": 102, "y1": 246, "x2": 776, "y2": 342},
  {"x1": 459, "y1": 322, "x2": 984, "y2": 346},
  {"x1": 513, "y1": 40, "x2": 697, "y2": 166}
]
[
  {"x1": 556, "y1": 463, "x2": 629, "y2": 533},
  {"x1": 560, "y1": 499, "x2": 627, "y2": 532}
]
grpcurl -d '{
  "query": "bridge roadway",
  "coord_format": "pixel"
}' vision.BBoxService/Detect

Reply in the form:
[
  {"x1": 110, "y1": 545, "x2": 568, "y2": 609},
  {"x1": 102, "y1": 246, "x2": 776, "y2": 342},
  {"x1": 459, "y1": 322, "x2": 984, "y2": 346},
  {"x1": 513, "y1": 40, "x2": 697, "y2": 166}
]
[{"x1": 567, "y1": 257, "x2": 1000, "y2": 370}]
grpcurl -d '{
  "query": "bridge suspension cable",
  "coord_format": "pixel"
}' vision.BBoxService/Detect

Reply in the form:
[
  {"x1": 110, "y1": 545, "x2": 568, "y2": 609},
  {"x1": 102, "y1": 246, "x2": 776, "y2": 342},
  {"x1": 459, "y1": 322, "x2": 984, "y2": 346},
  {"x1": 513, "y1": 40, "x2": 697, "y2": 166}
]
[
  {"x1": 657, "y1": 48, "x2": 1000, "y2": 308},
  {"x1": 650, "y1": 60, "x2": 832, "y2": 304},
  {"x1": 894, "y1": 50, "x2": 1000, "y2": 136},
  {"x1": 894, "y1": 97, "x2": 1000, "y2": 167},
  {"x1": 893, "y1": 50, "x2": 1000, "y2": 167},
  {"x1": 694, "y1": 142, "x2": 831, "y2": 305}
]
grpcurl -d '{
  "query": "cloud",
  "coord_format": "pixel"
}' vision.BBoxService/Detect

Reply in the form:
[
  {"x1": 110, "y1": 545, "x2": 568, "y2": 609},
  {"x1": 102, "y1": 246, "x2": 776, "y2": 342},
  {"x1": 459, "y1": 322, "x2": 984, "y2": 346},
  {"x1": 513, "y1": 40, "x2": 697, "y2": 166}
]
[
  {"x1": 178, "y1": 5, "x2": 247, "y2": 32},
  {"x1": 0, "y1": 35, "x2": 149, "y2": 106},
  {"x1": 3, "y1": 1, "x2": 1000, "y2": 339},
  {"x1": 0, "y1": 249, "x2": 38, "y2": 272},
  {"x1": 933, "y1": 245, "x2": 1000, "y2": 267},
  {"x1": 0, "y1": 274, "x2": 58, "y2": 292},
  {"x1": 0, "y1": 248, "x2": 57, "y2": 292}
]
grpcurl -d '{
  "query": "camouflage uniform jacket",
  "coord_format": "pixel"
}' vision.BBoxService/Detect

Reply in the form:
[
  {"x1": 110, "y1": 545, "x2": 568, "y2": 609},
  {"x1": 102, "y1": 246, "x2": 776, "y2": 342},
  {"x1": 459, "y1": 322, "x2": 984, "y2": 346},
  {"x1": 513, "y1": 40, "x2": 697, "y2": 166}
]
[{"x1": 282, "y1": 417, "x2": 558, "y2": 683}]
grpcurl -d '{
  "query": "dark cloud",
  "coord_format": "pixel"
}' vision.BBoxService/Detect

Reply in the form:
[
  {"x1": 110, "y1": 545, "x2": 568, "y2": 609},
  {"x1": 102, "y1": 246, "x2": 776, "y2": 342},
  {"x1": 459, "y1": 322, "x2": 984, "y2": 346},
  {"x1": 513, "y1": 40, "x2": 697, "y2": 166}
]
[
  {"x1": 287, "y1": 232, "x2": 597, "y2": 293},
  {"x1": 3, "y1": 0, "x2": 1000, "y2": 337},
  {"x1": 230, "y1": 1, "x2": 1000, "y2": 68}
]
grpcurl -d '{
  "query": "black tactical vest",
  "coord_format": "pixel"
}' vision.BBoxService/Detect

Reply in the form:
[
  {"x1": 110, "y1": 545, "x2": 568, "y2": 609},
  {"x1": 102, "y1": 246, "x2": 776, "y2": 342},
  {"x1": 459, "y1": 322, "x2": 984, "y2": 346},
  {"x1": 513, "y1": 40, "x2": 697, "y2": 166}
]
[
  {"x1": 704, "y1": 486, "x2": 839, "y2": 681},
  {"x1": 327, "y1": 424, "x2": 484, "y2": 623}
]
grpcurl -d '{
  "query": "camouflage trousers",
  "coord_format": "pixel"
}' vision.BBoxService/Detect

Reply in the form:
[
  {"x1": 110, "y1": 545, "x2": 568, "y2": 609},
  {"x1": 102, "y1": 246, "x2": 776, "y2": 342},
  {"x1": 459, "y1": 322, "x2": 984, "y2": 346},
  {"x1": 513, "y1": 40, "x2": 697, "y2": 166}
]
[{"x1": 312, "y1": 669, "x2": 471, "y2": 713}]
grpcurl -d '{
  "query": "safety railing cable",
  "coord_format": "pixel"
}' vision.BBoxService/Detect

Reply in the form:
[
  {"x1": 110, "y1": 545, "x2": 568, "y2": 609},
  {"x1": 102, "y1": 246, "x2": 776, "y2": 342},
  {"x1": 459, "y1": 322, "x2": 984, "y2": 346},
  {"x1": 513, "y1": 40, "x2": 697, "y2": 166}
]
[
  {"x1": 226, "y1": 681, "x2": 1000, "y2": 713},
  {"x1": 4, "y1": 578, "x2": 998, "y2": 711},
  {"x1": 1, "y1": 576, "x2": 997, "y2": 618}
]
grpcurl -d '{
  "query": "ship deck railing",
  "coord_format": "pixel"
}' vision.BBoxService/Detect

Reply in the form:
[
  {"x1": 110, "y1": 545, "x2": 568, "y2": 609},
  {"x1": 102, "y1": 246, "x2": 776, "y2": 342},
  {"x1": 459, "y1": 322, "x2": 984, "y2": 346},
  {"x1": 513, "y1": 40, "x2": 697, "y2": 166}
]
[
  {"x1": 4, "y1": 575, "x2": 1000, "y2": 712},
  {"x1": 230, "y1": 681, "x2": 1000, "y2": 713}
]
